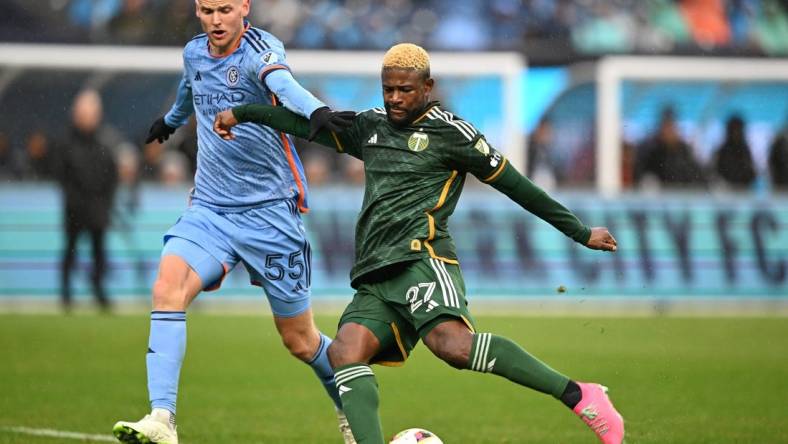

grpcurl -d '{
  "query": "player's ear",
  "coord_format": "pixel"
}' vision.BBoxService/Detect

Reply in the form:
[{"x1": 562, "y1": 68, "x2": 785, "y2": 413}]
[
  {"x1": 194, "y1": 0, "x2": 200, "y2": 18},
  {"x1": 241, "y1": 0, "x2": 250, "y2": 16},
  {"x1": 423, "y1": 77, "x2": 434, "y2": 96}
]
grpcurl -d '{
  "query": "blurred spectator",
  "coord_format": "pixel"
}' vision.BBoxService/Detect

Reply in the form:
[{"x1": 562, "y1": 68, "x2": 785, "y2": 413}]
[
  {"x1": 18, "y1": 130, "x2": 54, "y2": 181},
  {"x1": 152, "y1": 0, "x2": 201, "y2": 46},
  {"x1": 5, "y1": 0, "x2": 788, "y2": 57},
  {"x1": 680, "y1": 0, "x2": 732, "y2": 49},
  {"x1": 565, "y1": 133, "x2": 596, "y2": 186},
  {"x1": 620, "y1": 140, "x2": 636, "y2": 189},
  {"x1": 647, "y1": 0, "x2": 692, "y2": 50},
  {"x1": 711, "y1": 114, "x2": 756, "y2": 189},
  {"x1": 526, "y1": 117, "x2": 559, "y2": 189},
  {"x1": 68, "y1": 0, "x2": 123, "y2": 38},
  {"x1": 571, "y1": 1, "x2": 636, "y2": 54},
  {"x1": 158, "y1": 151, "x2": 189, "y2": 186},
  {"x1": 107, "y1": 0, "x2": 150, "y2": 44},
  {"x1": 303, "y1": 151, "x2": 331, "y2": 187},
  {"x1": 55, "y1": 89, "x2": 118, "y2": 313},
  {"x1": 0, "y1": 132, "x2": 20, "y2": 181},
  {"x1": 143, "y1": 118, "x2": 197, "y2": 181},
  {"x1": 635, "y1": 107, "x2": 706, "y2": 189},
  {"x1": 343, "y1": 155, "x2": 365, "y2": 186},
  {"x1": 114, "y1": 145, "x2": 148, "y2": 290},
  {"x1": 768, "y1": 125, "x2": 788, "y2": 191},
  {"x1": 753, "y1": 0, "x2": 788, "y2": 55}
]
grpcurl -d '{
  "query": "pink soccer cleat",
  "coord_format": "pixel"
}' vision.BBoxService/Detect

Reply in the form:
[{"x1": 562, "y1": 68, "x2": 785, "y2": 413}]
[{"x1": 572, "y1": 382, "x2": 625, "y2": 444}]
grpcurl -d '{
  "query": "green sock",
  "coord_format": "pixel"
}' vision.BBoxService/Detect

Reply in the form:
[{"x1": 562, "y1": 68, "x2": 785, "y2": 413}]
[
  {"x1": 468, "y1": 333, "x2": 570, "y2": 398},
  {"x1": 334, "y1": 363, "x2": 384, "y2": 444}
]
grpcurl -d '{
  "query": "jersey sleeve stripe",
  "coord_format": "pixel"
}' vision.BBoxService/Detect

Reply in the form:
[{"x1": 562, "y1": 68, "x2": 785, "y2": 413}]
[
  {"x1": 428, "y1": 109, "x2": 474, "y2": 141},
  {"x1": 248, "y1": 27, "x2": 262, "y2": 39},
  {"x1": 436, "y1": 108, "x2": 478, "y2": 136},
  {"x1": 483, "y1": 157, "x2": 508, "y2": 182},
  {"x1": 437, "y1": 109, "x2": 477, "y2": 138},
  {"x1": 242, "y1": 35, "x2": 264, "y2": 53},
  {"x1": 271, "y1": 94, "x2": 309, "y2": 213},
  {"x1": 430, "y1": 109, "x2": 474, "y2": 140},
  {"x1": 247, "y1": 28, "x2": 272, "y2": 50},
  {"x1": 450, "y1": 115, "x2": 477, "y2": 137},
  {"x1": 189, "y1": 33, "x2": 207, "y2": 41},
  {"x1": 257, "y1": 64, "x2": 290, "y2": 82}
]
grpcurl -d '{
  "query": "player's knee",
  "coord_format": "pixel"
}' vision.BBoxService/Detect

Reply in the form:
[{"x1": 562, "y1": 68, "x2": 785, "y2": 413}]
[
  {"x1": 424, "y1": 322, "x2": 472, "y2": 369},
  {"x1": 433, "y1": 344, "x2": 469, "y2": 369},
  {"x1": 151, "y1": 278, "x2": 187, "y2": 311},
  {"x1": 327, "y1": 339, "x2": 354, "y2": 368},
  {"x1": 280, "y1": 330, "x2": 315, "y2": 362}
]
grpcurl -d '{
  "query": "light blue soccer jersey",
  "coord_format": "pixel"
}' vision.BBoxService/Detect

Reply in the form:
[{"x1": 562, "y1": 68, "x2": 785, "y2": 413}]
[{"x1": 164, "y1": 23, "x2": 321, "y2": 212}]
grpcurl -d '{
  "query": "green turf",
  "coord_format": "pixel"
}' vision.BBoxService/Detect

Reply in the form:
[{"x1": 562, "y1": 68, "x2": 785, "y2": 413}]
[{"x1": 1, "y1": 314, "x2": 787, "y2": 443}]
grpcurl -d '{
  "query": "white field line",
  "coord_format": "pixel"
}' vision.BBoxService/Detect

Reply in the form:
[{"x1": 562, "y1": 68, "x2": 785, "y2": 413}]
[{"x1": 1, "y1": 426, "x2": 116, "y2": 442}]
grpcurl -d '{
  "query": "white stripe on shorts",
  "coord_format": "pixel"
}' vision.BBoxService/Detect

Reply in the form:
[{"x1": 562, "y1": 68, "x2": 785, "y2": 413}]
[{"x1": 429, "y1": 258, "x2": 451, "y2": 307}]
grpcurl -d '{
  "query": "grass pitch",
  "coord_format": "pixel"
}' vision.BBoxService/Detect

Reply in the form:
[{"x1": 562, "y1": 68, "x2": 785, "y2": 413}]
[{"x1": 1, "y1": 314, "x2": 786, "y2": 443}]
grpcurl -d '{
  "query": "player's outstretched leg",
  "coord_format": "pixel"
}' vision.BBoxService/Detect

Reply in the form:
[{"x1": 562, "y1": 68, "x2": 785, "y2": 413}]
[
  {"x1": 424, "y1": 321, "x2": 624, "y2": 444},
  {"x1": 114, "y1": 254, "x2": 206, "y2": 444},
  {"x1": 113, "y1": 309, "x2": 184, "y2": 444},
  {"x1": 467, "y1": 332, "x2": 625, "y2": 443}
]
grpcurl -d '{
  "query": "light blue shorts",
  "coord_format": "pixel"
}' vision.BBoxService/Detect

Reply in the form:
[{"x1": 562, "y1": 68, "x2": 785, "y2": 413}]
[{"x1": 161, "y1": 199, "x2": 312, "y2": 317}]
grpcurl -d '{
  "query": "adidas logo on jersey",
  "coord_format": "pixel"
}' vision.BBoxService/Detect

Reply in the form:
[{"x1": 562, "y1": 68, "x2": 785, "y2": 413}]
[
  {"x1": 194, "y1": 71, "x2": 202, "y2": 81},
  {"x1": 338, "y1": 385, "x2": 352, "y2": 396},
  {"x1": 367, "y1": 133, "x2": 378, "y2": 144}
]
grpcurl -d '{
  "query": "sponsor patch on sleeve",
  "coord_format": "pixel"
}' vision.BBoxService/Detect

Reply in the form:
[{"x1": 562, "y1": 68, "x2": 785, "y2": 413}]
[{"x1": 261, "y1": 51, "x2": 279, "y2": 66}]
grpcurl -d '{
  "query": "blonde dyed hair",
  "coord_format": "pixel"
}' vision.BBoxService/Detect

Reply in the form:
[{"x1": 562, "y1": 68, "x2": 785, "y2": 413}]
[{"x1": 382, "y1": 43, "x2": 430, "y2": 77}]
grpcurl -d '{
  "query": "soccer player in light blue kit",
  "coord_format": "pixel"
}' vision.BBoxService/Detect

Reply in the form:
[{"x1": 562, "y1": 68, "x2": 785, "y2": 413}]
[{"x1": 113, "y1": 1, "x2": 356, "y2": 443}]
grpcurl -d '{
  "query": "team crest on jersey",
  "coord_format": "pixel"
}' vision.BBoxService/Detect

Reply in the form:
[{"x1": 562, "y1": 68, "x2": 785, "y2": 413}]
[
  {"x1": 474, "y1": 137, "x2": 491, "y2": 155},
  {"x1": 408, "y1": 132, "x2": 429, "y2": 152},
  {"x1": 261, "y1": 51, "x2": 279, "y2": 65},
  {"x1": 226, "y1": 66, "x2": 240, "y2": 86}
]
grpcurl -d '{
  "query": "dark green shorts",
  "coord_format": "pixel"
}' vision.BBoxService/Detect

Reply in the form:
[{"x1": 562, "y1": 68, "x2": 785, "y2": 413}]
[{"x1": 339, "y1": 257, "x2": 476, "y2": 366}]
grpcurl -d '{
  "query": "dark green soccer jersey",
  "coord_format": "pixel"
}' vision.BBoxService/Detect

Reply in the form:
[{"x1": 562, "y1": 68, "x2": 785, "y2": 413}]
[
  {"x1": 328, "y1": 103, "x2": 509, "y2": 285},
  {"x1": 233, "y1": 102, "x2": 591, "y2": 287}
]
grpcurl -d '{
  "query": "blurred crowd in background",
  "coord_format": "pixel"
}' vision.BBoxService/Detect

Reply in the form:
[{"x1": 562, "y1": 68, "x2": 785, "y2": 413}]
[
  {"x1": 1, "y1": 0, "x2": 788, "y2": 193},
  {"x1": 2, "y1": 90, "x2": 787, "y2": 193},
  {"x1": 2, "y1": 0, "x2": 788, "y2": 59}
]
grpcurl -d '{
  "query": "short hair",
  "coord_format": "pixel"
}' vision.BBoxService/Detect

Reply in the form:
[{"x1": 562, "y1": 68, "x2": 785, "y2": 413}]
[{"x1": 382, "y1": 43, "x2": 430, "y2": 78}]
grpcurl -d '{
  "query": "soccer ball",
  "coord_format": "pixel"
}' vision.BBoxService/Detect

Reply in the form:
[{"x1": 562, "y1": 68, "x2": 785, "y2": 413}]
[{"x1": 389, "y1": 428, "x2": 443, "y2": 444}]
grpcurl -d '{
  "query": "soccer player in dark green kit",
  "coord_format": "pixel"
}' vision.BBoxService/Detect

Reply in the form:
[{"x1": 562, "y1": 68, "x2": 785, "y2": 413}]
[{"x1": 214, "y1": 43, "x2": 625, "y2": 444}]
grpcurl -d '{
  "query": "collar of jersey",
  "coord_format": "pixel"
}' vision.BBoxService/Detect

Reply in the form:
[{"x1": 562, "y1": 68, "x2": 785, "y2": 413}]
[
  {"x1": 410, "y1": 101, "x2": 441, "y2": 125},
  {"x1": 207, "y1": 20, "x2": 252, "y2": 59}
]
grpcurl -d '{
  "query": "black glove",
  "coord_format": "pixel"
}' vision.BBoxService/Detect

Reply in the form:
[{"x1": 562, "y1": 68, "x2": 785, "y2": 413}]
[
  {"x1": 145, "y1": 117, "x2": 176, "y2": 144},
  {"x1": 308, "y1": 106, "x2": 356, "y2": 141}
]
